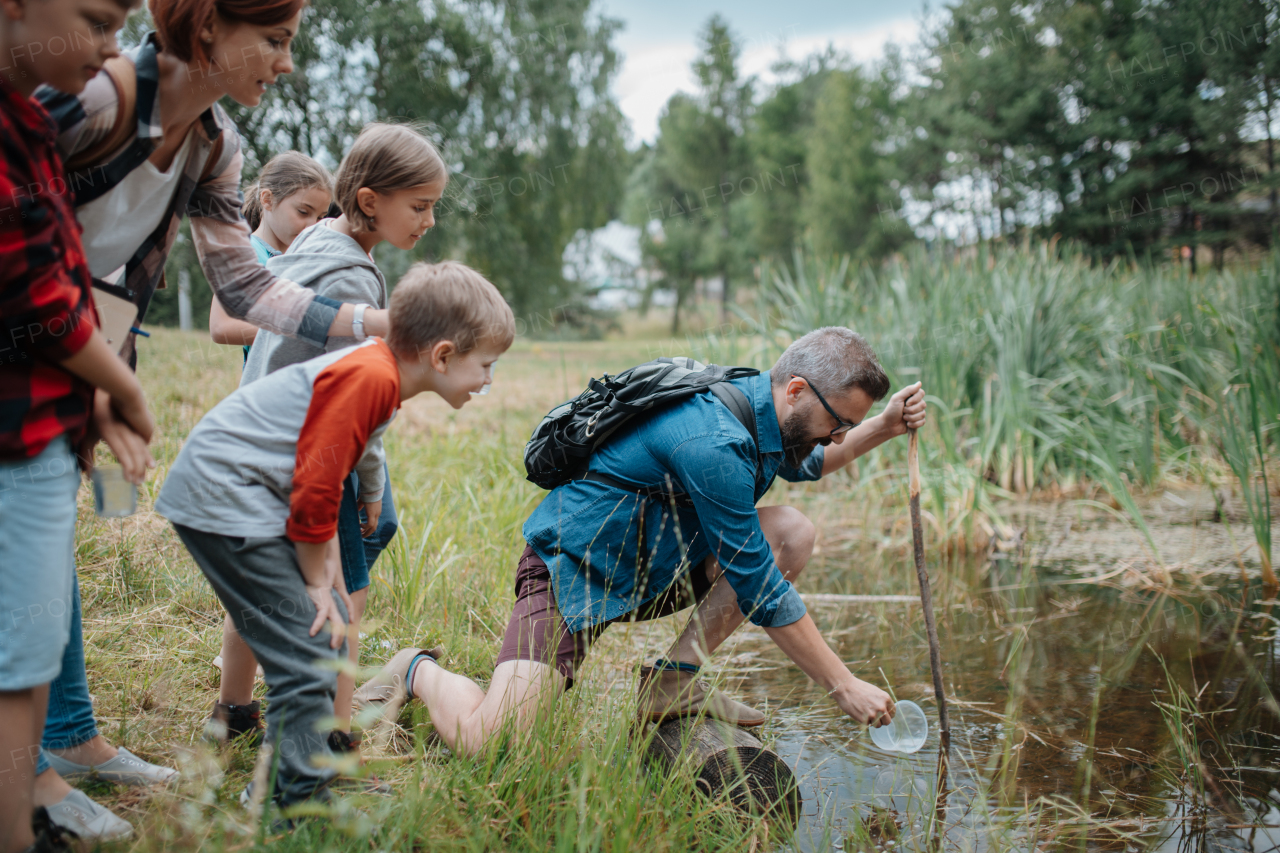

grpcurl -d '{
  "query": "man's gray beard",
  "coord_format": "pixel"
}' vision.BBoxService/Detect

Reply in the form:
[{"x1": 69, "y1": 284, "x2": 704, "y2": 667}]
[{"x1": 780, "y1": 409, "x2": 818, "y2": 468}]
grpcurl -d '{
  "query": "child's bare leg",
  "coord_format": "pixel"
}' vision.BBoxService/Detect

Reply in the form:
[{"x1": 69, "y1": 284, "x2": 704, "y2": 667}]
[
  {"x1": 43, "y1": 734, "x2": 120, "y2": 765},
  {"x1": 1, "y1": 684, "x2": 47, "y2": 853},
  {"x1": 31, "y1": 766, "x2": 73, "y2": 807},
  {"x1": 333, "y1": 587, "x2": 368, "y2": 732},
  {"x1": 411, "y1": 659, "x2": 562, "y2": 757},
  {"x1": 218, "y1": 612, "x2": 257, "y2": 705}
]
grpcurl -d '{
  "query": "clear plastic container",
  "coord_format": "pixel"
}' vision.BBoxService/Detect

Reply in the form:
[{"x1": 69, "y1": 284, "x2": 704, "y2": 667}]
[
  {"x1": 872, "y1": 765, "x2": 931, "y2": 807},
  {"x1": 91, "y1": 465, "x2": 136, "y2": 518},
  {"x1": 869, "y1": 699, "x2": 928, "y2": 753}
]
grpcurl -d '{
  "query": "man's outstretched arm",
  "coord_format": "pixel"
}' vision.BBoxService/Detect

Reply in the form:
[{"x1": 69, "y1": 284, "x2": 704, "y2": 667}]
[
  {"x1": 820, "y1": 382, "x2": 928, "y2": 476},
  {"x1": 765, "y1": 613, "x2": 895, "y2": 726}
]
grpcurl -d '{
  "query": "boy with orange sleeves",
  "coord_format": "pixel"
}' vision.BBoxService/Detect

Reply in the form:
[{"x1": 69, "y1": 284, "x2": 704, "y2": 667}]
[{"x1": 155, "y1": 262, "x2": 513, "y2": 809}]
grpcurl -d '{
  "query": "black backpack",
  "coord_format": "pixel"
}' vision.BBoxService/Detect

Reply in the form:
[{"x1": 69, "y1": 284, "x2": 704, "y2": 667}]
[{"x1": 523, "y1": 357, "x2": 761, "y2": 505}]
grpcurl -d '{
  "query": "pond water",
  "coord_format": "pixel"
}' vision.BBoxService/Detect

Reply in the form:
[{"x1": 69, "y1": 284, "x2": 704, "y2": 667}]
[{"x1": 715, "y1": 556, "x2": 1280, "y2": 853}]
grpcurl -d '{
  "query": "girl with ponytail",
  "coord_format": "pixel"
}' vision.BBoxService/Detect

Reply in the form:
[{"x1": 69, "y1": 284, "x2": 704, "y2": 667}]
[{"x1": 210, "y1": 152, "x2": 334, "y2": 356}]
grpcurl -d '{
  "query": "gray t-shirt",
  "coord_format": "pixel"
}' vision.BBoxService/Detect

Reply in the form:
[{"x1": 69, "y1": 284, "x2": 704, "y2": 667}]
[
  {"x1": 240, "y1": 221, "x2": 389, "y2": 501},
  {"x1": 157, "y1": 340, "x2": 397, "y2": 538}
]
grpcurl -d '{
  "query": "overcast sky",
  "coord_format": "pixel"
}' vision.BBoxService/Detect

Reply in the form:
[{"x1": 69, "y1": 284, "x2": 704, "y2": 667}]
[{"x1": 598, "y1": 0, "x2": 931, "y2": 144}]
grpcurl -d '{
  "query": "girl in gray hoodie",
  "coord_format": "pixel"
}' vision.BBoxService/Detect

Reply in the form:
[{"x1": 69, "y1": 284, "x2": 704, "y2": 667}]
[{"x1": 213, "y1": 123, "x2": 448, "y2": 753}]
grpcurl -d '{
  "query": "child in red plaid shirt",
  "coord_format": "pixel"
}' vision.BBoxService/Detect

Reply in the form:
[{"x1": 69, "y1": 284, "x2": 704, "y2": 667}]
[{"x1": 0, "y1": 1, "x2": 150, "y2": 851}]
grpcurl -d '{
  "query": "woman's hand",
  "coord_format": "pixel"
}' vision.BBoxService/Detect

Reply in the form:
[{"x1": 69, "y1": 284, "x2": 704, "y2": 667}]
[{"x1": 362, "y1": 307, "x2": 389, "y2": 338}]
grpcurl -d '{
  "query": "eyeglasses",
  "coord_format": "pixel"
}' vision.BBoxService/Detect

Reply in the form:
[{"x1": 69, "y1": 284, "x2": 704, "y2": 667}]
[{"x1": 791, "y1": 374, "x2": 860, "y2": 437}]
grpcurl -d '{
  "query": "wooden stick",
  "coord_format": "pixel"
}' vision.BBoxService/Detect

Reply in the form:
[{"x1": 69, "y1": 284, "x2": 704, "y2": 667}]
[{"x1": 908, "y1": 428, "x2": 950, "y2": 750}]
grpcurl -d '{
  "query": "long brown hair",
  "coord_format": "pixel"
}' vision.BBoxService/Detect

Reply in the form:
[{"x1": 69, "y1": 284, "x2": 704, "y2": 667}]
[
  {"x1": 241, "y1": 151, "x2": 333, "y2": 230},
  {"x1": 148, "y1": 0, "x2": 306, "y2": 64},
  {"x1": 335, "y1": 123, "x2": 447, "y2": 233}
]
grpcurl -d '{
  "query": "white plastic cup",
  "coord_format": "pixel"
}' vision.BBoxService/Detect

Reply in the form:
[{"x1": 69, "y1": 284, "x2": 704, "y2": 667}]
[
  {"x1": 869, "y1": 699, "x2": 928, "y2": 753},
  {"x1": 91, "y1": 465, "x2": 136, "y2": 518}
]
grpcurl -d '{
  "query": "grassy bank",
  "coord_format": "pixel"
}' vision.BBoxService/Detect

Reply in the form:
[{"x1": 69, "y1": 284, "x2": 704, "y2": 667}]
[
  {"x1": 77, "y1": 330, "x2": 833, "y2": 852},
  {"x1": 68, "y1": 243, "x2": 1278, "y2": 850}
]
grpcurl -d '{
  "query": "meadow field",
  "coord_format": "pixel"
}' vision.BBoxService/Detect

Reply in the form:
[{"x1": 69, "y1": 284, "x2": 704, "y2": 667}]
[{"x1": 69, "y1": 244, "x2": 1280, "y2": 851}]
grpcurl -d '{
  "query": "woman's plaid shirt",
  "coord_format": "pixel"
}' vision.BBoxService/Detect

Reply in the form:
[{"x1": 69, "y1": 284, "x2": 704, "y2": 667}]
[
  {"x1": 36, "y1": 34, "x2": 341, "y2": 361},
  {"x1": 0, "y1": 78, "x2": 98, "y2": 461}
]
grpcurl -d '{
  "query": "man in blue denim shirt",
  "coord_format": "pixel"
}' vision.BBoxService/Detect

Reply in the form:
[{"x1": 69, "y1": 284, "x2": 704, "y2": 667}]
[{"x1": 364, "y1": 328, "x2": 927, "y2": 756}]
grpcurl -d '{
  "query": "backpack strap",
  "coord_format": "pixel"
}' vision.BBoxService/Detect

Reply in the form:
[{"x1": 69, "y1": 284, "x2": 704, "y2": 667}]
[
  {"x1": 579, "y1": 380, "x2": 763, "y2": 509},
  {"x1": 63, "y1": 55, "x2": 137, "y2": 174},
  {"x1": 65, "y1": 57, "x2": 155, "y2": 206},
  {"x1": 581, "y1": 471, "x2": 695, "y2": 509},
  {"x1": 709, "y1": 380, "x2": 763, "y2": 484},
  {"x1": 707, "y1": 382, "x2": 758, "y2": 452}
]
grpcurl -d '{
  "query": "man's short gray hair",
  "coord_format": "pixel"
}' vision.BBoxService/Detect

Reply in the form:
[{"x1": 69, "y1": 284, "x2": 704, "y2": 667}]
[{"x1": 770, "y1": 327, "x2": 891, "y2": 401}]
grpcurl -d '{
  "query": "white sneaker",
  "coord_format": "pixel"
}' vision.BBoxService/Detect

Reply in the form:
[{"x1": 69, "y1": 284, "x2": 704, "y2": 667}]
[
  {"x1": 44, "y1": 789, "x2": 133, "y2": 840},
  {"x1": 45, "y1": 746, "x2": 178, "y2": 786}
]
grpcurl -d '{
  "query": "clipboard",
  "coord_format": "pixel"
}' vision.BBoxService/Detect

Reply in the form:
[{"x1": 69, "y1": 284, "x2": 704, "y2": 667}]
[{"x1": 92, "y1": 266, "x2": 138, "y2": 357}]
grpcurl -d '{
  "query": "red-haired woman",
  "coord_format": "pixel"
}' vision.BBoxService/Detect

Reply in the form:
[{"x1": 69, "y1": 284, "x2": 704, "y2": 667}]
[{"x1": 30, "y1": 0, "x2": 387, "y2": 836}]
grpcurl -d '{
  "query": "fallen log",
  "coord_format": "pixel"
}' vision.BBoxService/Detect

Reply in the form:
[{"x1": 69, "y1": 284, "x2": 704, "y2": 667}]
[{"x1": 645, "y1": 716, "x2": 801, "y2": 824}]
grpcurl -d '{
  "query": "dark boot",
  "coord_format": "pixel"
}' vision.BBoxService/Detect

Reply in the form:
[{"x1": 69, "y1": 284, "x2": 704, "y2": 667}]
[
  {"x1": 326, "y1": 729, "x2": 393, "y2": 794},
  {"x1": 26, "y1": 807, "x2": 72, "y2": 852},
  {"x1": 327, "y1": 729, "x2": 361, "y2": 753},
  {"x1": 205, "y1": 700, "x2": 264, "y2": 744}
]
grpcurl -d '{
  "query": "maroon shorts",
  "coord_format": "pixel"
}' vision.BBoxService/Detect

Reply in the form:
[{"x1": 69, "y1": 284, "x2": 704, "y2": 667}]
[{"x1": 494, "y1": 544, "x2": 714, "y2": 688}]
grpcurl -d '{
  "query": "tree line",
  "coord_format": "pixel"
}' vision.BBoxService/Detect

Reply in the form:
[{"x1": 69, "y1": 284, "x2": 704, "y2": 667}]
[
  {"x1": 631, "y1": 0, "x2": 1280, "y2": 330},
  {"x1": 147, "y1": 0, "x2": 1280, "y2": 332}
]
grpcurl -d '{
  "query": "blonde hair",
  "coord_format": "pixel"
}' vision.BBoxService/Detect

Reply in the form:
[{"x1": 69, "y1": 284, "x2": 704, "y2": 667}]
[
  {"x1": 387, "y1": 262, "x2": 515, "y2": 359},
  {"x1": 241, "y1": 152, "x2": 333, "y2": 230},
  {"x1": 336, "y1": 123, "x2": 448, "y2": 233}
]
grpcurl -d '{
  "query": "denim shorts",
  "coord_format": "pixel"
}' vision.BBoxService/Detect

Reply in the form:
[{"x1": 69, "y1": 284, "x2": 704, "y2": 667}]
[
  {"x1": 336, "y1": 466, "x2": 398, "y2": 594},
  {"x1": 0, "y1": 436, "x2": 80, "y2": 690}
]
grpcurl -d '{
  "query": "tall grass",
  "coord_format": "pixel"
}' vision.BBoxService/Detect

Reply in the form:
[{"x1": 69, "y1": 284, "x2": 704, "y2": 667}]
[
  {"x1": 1220, "y1": 353, "x2": 1275, "y2": 585},
  {"x1": 704, "y1": 241, "x2": 1279, "y2": 572},
  {"x1": 76, "y1": 333, "x2": 810, "y2": 852}
]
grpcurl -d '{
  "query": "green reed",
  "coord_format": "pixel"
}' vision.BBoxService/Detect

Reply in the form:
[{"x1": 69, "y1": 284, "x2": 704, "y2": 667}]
[
  {"x1": 1219, "y1": 351, "x2": 1275, "y2": 585},
  {"x1": 703, "y1": 240, "x2": 1278, "y2": 571}
]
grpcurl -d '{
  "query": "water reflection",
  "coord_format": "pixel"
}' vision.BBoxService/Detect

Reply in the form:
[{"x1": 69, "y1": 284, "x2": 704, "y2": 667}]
[{"x1": 716, "y1": 557, "x2": 1280, "y2": 852}]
